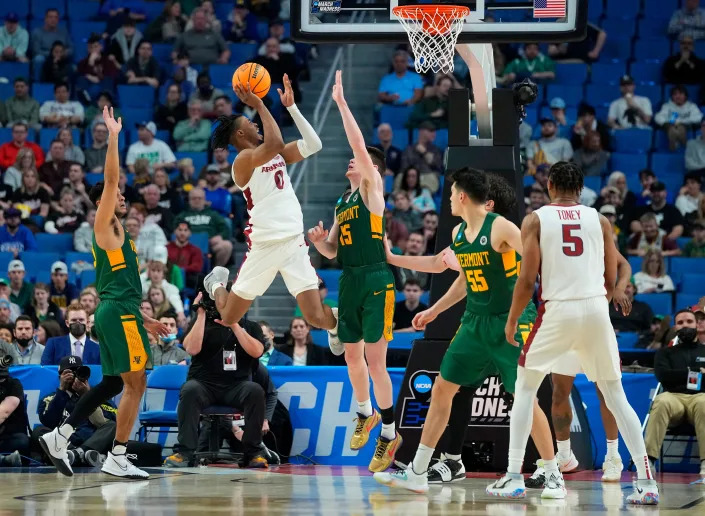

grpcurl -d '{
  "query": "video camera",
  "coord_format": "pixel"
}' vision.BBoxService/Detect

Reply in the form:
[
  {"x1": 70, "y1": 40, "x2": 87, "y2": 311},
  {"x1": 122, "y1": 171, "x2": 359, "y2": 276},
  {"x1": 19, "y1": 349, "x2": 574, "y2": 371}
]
[{"x1": 194, "y1": 281, "x2": 233, "y2": 322}]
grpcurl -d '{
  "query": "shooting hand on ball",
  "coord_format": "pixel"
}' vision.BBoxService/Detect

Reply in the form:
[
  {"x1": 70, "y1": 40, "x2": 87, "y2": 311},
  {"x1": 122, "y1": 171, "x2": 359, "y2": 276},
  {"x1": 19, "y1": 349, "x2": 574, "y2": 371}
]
[{"x1": 233, "y1": 83, "x2": 261, "y2": 108}]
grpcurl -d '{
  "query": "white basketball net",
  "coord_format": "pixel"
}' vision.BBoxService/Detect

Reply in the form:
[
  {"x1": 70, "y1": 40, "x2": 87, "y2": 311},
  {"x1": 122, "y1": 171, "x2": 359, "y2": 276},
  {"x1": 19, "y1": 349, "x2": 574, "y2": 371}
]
[{"x1": 393, "y1": 6, "x2": 469, "y2": 75}]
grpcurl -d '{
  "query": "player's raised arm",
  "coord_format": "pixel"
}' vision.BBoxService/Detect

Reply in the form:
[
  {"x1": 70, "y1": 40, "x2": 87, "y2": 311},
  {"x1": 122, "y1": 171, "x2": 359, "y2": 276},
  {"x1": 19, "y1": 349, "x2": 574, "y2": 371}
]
[
  {"x1": 93, "y1": 106, "x2": 121, "y2": 244},
  {"x1": 308, "y1": 218, "x2": 339, "y2": 259},
  {"x1": 278, "y1": 74, "x2": 322, "y2": 165},
  {"x1": 506, "y1": 213, "x2": 540, "y2": 345}
]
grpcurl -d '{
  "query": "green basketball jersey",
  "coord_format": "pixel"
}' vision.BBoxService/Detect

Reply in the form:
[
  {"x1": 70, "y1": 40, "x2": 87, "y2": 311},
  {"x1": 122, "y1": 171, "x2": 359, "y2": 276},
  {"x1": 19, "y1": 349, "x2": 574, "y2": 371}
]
[
  {"x1": 92, "y1": 230, "x2": 143, "y2": 305},
  {"x1": 452, "y1": 213, "x2": 521, "y2": 316},
  {"x1": 335, "y1": 189, "x2": 386, "y2": 267}
]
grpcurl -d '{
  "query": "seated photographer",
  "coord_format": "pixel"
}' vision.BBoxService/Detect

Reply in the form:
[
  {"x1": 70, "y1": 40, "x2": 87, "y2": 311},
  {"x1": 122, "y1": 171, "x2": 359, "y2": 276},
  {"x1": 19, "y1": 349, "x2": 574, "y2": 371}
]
[
  {"x1": 150, "y1": 311, "x2": 189, "y2": 365},
  {"x1": 0, "y1": 355, "x2": 30, "y2": 465},
  {"x1": 32, "y1": 356, "x2": 117, "y2": 467},
  {"x1": 165, "y1": 289, "x2": 269, "y2": 468},
  {"x1": 644, "y1": 309, "x2": 705, "y2": 475}
]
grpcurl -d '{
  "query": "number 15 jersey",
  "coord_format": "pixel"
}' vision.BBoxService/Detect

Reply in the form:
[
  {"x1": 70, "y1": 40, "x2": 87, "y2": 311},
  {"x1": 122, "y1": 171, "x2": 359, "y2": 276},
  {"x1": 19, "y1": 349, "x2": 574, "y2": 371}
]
[
  {"x1": 232, "y1": 154, "x2": 303, "y2": 245},
  {"x1": 534, "y1": 203, "x2": 606, "y2": 301}
]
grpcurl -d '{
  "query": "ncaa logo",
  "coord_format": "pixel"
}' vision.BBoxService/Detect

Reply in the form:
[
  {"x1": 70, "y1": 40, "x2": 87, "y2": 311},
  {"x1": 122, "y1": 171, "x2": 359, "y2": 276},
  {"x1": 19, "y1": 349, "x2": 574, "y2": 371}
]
[
  {"x1": 413, "y1": 374, "x2": 433, "y2": 394},
  {"x1": 480, "y1": 236, "x2": 488, "y2": 246}
]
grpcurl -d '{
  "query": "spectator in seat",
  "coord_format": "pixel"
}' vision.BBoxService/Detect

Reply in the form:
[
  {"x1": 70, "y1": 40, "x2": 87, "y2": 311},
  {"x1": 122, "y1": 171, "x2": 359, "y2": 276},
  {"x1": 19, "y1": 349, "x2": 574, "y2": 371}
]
[
  {"x1": 257, "y1": 18, "x2": 295, "y2": 56},
  {"x1": 173, "y1": 99, "x2": 211, "y2": 151},
  {"x1": 7, "y1": 260, "x2": 31, "y2": 310},
  {"x1": 47, "y1": 128, "x2": 84, "y2": 166},
  {"x1": 189, "y1": 73, "x2": 224, "y2": 119},
  {"x1": 126, "y1": 203, "x2": 168, "y2": 266},
  {"x1": 76, "y1": 34, "x2": 120, "y2": 101},
  {"x1": 174, "y1": 187, "x2": 233, "y2": 266},
  {"x1": 548, "y1": 21, "x2": 606, "y2": 62},
  {"x1": 140, "y1": 261, "x2": 185, "y2": 326},
  {"x1": 378, "y1": 50, "x2": 424, "y2": 106},
  {"x1": 422, "y1": 210, "x2": 439, "y2": 254},
  {"x1": 527, "y1": 118, "x2": 574, "y2": 168},
  {"x1": 0, "y1": 357, "x2": 30, "y2": 461},
  {"x1": 684, "y1": 219, "x2": 705, "y2": 257},
  {"x1": 145, "y1": 0, "x2": 187, "y2": 43},
  {"x1": 155, "y1": 84, "x2": 188, "y2": 135},
  {"x1": 79, "y1": 290, "x2": 97, "y2": 315},
  {"x1": 605, "y1": 171, "x2": 638, "y2": 214},
  {"x1": 172, "y1": 7, "x2": 230, "y2": 66},
  {"x1": 223, "y1": 0, "x2": 259, "y2": 43},
  {"x1": 0, "y1": 315, "x2": 44, "y2": 364},
  {"x1": 0, "y1": 122, "x2": 44, "y2": 170},
  {"x1": 667, "y1": 0, "x2": 705, "y2": 41},
  {"x1": 393, "y1": 278, "x2": 428, "y2": 332},
  {"x1": 663, "y1": 35, "x2": 705, "y2": 85},
  {"x1": 571, "y1": 103, "x2": 611, "y2": 151},
  {"x1": 253, "y1": 38, "x2": 300, "y2": 104},
  {"x1": 571, "y1": 130, "x2": 610, "y2": 177},
  {"x1": 631, "y1": 181, "x2": 686, "y2": 239},
  {"x1": 0, "y1": 12, "x2": 28, "y2": 63},
  {"x1": 25, "y1": 283, "x2": 64, "y2": 328},
  {"x1": 41, "y1": 304, "x2": 98, "y2": 365},
  {"x1": 31, "y1": 8, "x2": 72, "y2": 69},
  {"x1": 5, "y1": 78, "x2": 40, "y2": 130},
  {"x1": 13, "y1": 168, "x2": 52, "y2": 230},
  {"x1": 0, "y1": 207, "x2": 37, "y2": 256},
  {"x1": 153, "y1": 168, "x2": 183, "y2": 213},
  {"x1": 500, "y1": 43, "x2": 555, "y2": 85},
  {"x1": 142, "y1": 184, "x2": 175, "y2": 236},
  {"x1": 107, "y1": 18, "x2": 143, "y2": 67},
  {"x1": 400, "y1": 121, "x2": 443, "y2": 194},
  {"x1": 526, "y1": 184, "x2": 549, "y2": 214},
  {"x1": 185, "y1": 0, "x2": 222, "y2": 34},
  {"x1": 38, "y1": 140, "x2": 71, "y2": 197},
  {"x1": 84, "y1": 123, "x2": 108, "y2": 173},
  {"x1": 49, "y1": 262, "x2": 79, "y2": 311},
  {"x1": 697, "y1": 311, "x2": 705, "y2": 342},
  {"x1": 37, "y1": 321, "x2": 63, "y2": 346},
  {"x1": 214, "y1": 95, "x2": 234, "y2": 118},
  {"x1": 655, "y1": 85, "x2": 703, "y2": 151},
  {"x1": 372, "y1": 123, "x2": 402, "y2": 176},
  {"x1": 391, "y1": 191, "x2": 423, "y2": 234},
  {"x1": 40, "y1": 41, "x2": 73, "y2": 86},
  {"x1": 676, "y1": 172, "x2": 704, "y2": 218},
  {"x1": 258, "y1": 321, "x2": 293, "y2": 366},
  {"x1": 33, "y1": 355, "x2": 117, "y2": 468},
  {"x1": 394, "y1": 167, "x2": 436, "y2": 214},
  {"x1": 0, "y1": 279, "x2": 20, "y2": 321},
  {"x1": 83, "y1": 91, "x2": 122, "y2": 130},
  {"x1": 276, "y1": 317, "x2": 329, "y2": 366},
  {"x1": 200, "y1": 147, "x2": 232, "y2": 184},
  {"x1": 39, "y1": 82, "x2": 84, "y2": 128},
  {"x1": 610, "y1": 281, "x2": 655, "y2": 343},
  {"x1": 390, "y1": 230, "x2": 431, "y2": 291},
  {"x1": 173, "y1": 157, "x2": 199, "y2": 199},
  {"x1": 73, "y1": 208, "x2": 95, "y2": 254},
  {"x1": 407, "y1": 74, "x2": 452, "y2": 130},
  {"x1": 385, "y1": 209, "x2": 409, "y2": 251},
  {"x1": 0, "y1": 323, "x2": 12, "y2": 344},
  {"x1": 547, "y1": 97, "x2": 574, "y2": 138},
  {"x1": 627, "y1": 212, "x2": 681, "y2": 257},
  {"x1": 608, "y1": 75, "x2": 653, "y2": 129},
  {"x1": 686, "y1": 119, "x2": 705, "y2": 173},
  {"x1": 151, "y1": 311, "x2": 189, "y2": 365},
  {"x1": 125, "y1": 40, "x2": 161, "y2": 89},
  {"x1": 202, "y1": 167, "x2": 231, "y2": 217},
  {"x1": 644, "y1": 309, "x2": 705, "y2": 476},
  {"x1": 167, "y1": 221, "x2": 204, "y2": 289},
  {"x1": 126, "y1": 121, "x2": 177, "y2": 173},
  {"x1": 633, "y1": 248, "x2": 675, "y2": 294},
  {"x1": 45, "y1": 188, "x2": 84, "y2": 234}
]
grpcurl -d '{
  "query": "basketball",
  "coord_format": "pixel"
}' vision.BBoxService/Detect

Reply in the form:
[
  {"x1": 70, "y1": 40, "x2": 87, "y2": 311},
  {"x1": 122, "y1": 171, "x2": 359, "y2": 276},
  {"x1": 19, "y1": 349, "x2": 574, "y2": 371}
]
[{"x1": 232, "y1": 62, "x2": 271, "y2": 99}]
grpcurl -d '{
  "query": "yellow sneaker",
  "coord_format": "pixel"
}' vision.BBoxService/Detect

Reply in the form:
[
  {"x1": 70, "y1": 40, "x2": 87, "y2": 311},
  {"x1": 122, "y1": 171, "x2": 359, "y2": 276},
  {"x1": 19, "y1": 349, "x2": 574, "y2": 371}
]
[
  {"x1": 368, "y1": 432, "x2": 403, "y2": 473},
  {"x1": 350, "y1": 410, "x2": 381, "y2": 450}
]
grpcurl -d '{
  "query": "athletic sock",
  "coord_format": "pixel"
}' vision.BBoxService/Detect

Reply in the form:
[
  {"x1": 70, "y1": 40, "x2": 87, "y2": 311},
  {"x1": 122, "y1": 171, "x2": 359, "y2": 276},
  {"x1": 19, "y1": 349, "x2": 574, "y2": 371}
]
[
  {"x1": 379, "y1": 406, "x2": 395, "y2": 440},
  {"x1": 543, "y1": 458, "x2": 559, "y2": 474},
  {"x1": 357, "y1": 399, "x2": 373, "y2": 418},
  {"x1": 445, "y1": 453, "x2": 462, "y2": 462},
  {"x1": 58, "y1": 423, "x2": 75, "y2": 439},
  {"x1": 508, "y1": 449, "x2": 524, "y2": 474},
  {"x1": 112, "y1": 440, "x2": 128, "y2": 456},
  {"x1": 556, "y1": 439, "x2": 571, "y2": 459},
  {"x1": 606, "y1": 439, "x2": 619, "y2": 459},
  {"x1": 412, "y1": 444, "x2": 434, "y2": 474}
]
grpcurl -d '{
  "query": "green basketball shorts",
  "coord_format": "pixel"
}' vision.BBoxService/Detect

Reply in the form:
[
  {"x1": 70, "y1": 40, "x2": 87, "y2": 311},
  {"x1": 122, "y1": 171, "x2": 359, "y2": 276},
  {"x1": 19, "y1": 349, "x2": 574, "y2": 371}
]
[{"x1": 94, "y1": 300, "x2": 152, "y2": 376}]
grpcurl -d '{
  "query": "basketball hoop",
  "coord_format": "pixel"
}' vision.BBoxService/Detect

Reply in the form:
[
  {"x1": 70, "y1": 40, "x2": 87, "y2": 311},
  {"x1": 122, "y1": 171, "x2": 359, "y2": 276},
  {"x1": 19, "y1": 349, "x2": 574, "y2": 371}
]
[{"x1": 393, "y1": 5, "x2": 470, "y2": 74}]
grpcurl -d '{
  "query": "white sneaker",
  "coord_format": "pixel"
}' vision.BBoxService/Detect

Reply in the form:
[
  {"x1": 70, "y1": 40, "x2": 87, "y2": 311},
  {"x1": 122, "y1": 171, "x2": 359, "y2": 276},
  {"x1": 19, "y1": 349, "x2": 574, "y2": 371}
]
[
  {"x1": 374, "y1": 466, "x2": 429, "y2": 494},
  {"x1": 203, "y1": 266, "x2": 230, "y2": 299},
  {"x1": 601, "y1": 456, "x2": 623, "y2": 482},
  {"x1": 327, "y1": 307, "x2": 344, "y2": 356},
  {"x1": 427, "y1": 453, "x2": 466, "y2": 483},
  {"x1": 38, "y1": 428, "x2": 73, "y2": 477},
  {"x1": 541, "y1": 471, "x2": 567, "y2": 499},
  {"x1": 101, "y1": 452, "x2": 150, "y2": 479},
  {"x1": 525, "y1": 459, "x2": 546, "y2": 488},
  {"x1": 486, "y1": 473, "x2": 526, "y2": 499},
  {"x1": 557, "y1": 451, "x2": 579, "y2": 473},
  {"x1": 626, "y1": 479, "x2": 659, "y2": 505}
]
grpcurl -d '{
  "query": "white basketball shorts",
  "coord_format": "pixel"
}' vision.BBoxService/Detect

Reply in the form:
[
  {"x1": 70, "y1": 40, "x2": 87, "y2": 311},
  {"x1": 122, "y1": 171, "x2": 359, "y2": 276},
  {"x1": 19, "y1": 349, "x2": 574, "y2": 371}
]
[
  {"x1": 519, "y1": 296, "x2": 621, "y2": 382},
  {"x1": 232, "y1": 233, "x2": 319, "y2": 300}
]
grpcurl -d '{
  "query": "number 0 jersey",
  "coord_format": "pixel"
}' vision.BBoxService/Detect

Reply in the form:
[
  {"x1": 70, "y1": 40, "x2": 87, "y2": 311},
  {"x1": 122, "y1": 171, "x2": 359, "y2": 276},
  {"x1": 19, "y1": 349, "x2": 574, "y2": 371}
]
[
  {"x1": 92, "y1": 230, "x2": 142, "y2": 305},
  {"x1": 232, "y1": 154, "x2": 304, "y2": 245},
  {"x1": 452, "y1": 213, "x2": 521, "y2": 316},
  {"x1": 335, "y1": 189, "x2": 386, "y2": 267},
  {"x1": 534, "y1": 203, "x2": 606, "y2": 301}
]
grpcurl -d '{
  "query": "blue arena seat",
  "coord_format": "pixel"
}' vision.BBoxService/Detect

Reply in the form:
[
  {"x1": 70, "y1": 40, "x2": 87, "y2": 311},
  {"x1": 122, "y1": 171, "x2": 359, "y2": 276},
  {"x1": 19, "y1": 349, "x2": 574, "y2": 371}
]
[
  {"x1": 85, "y1": 173, "x2": 103, "y2": 186},
  {"x1": 591, "y1": 61, "x2": 626, "y2": 86},
  {"x1": 35, "y1": 233, "x2": 74, "y2": 254},
  {"x1": 0, "y1": 62, "x2": 30, "y2": 81},
  {"x1": 628, "y1": 256, "x2": 643, "y2": 274},
  {"x1": 31, "y1": 0, "x2": 66, "y2": 17},
  {"x1": 639, "y1": 17, "x2": 670, "y2": 38},
  {"x1": 651, "y1": 153, "x2": 686, "y2": 175},
  {"x1": 188, "y1": 233, "x2": 210, "y2": 256},
  {"x1": 634, "y1": 293, "x2": 673, "y2": 316},
  {"x1": 120, "y1": 107, "x2": 153, "y2": 127},
  {"x1": 658, "y1": 173, "x2": 685, "y2": 196},
  {"x1": 612, "y1": 129, "x2": 653, "y2": 154},
  {"x1": 643, "y1": 0, "x2": 679, "y2": 19},
  {"x1": 0, "y1": 252, "x2": 13, "y2": 275},
  {"x1": 228, "y1": 43, "x2": 258, "y2": 66},
  {"x1": 65, "y1": 0, "x2": 99, "y2": 20},
  {"x1": 117, "y1": 85, "x2": 156, "y2": 109},
  {"x1": 554, "y1": 63, "x2": 588, "y2": 85},
  {"x1": 31, "y1": 83, "x2": 55, "y2": 104},
  {"x1": 653, "y1": 130, "x2": 686, "y2": 152},
  {"x1": 670, "y1": 257, "x2": 705, "y2": 283},
  {"x1": 138, "y1": 365, "x2": 188, "y2": 440},
  {"x1": 174, "y1": 152, "x2": 207, "y2": 173},
  {"x1": 605, "y1": 0, "x2": 640, "y2": 18},
  {"x1": 545, "y1": 84, "x2": 584, "y2": 107},
  {"x1": 598, "y1": 36, "x2": 632, "y2": 61},
  {"x1": 675, "y1": 237, "x2": 690, "y2": 249},
  {"x1": 630, "y1": 62, "x2": 664, "y2": 84},
  {"x1": 208, "y1": 64, "x2": 234, "y2": 89},
  {"x1": 0, "y1": 82, "x2": 14, "y2": 101},
  {"x1": 584, "y1": 83, "x2": 617, "y2": 108},
  {"x1": 633, "y1": 39, "x2": 672, "y2": 62},
  {"x1": 680, "y1": 274, "x2": 705, "y2": 295},
  {"x1": 676, "y1": 293, "x2": 702, "y2": 311},
  {"x1": 0, "y1": 5, "x2": 29, "y2": 19},
  {"x1": 587, "y1": 0, "x2": 603, "y2": 21},
  {"x1": 65, "y1": 252, "x2": 93, "y2": 269},
  {"x1": 39, "y1": 127, "x2": 81, "y2": 150},
  {"x1": 379, "y1": 105, "x2": 413, "y2": 130},
  {"x1": 610, "y1": 153, "x2": 649, "y2": 175},
  {"x1": 79, "y1": 269, "x2": 96, "y2": 289},
  {"x1": 317, "y1": 269, "x2": 342, "y2": 293},
  {"x1": 151, "y1": 43, "x2": 173, "y2": 63},
  {"x1": 637, "y1": 83, "x2": 662, "y2": 108},
  {"x1": 19, "y1": 252, "x2": 62, "y2": 281},
  {"x1": 616, "y1": 332, "x2": 640, "y2": 349},
  {"x1": 583, "y1": 176, "x2": 601, "y2": 192}
]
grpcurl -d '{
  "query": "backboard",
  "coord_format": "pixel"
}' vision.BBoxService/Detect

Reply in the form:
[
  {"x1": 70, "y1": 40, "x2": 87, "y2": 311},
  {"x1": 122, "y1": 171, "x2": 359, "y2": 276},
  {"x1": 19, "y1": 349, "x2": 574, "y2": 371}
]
[{"x1": 292, "y1": 0, "x2": 587, "y2": 44}]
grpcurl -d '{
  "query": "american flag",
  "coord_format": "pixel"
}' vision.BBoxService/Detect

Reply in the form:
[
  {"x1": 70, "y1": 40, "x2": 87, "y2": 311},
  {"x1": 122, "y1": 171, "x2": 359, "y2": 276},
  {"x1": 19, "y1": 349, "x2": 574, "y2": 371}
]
[{"x1": 533, "y1": 0, "x2": 566, "y2": 18}]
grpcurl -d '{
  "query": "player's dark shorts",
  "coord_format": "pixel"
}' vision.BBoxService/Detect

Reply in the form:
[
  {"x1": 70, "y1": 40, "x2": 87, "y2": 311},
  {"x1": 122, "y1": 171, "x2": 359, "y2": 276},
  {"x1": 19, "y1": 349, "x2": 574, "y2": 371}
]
[
  {"x1": 439, "y1": 310, "x2": 535, "y2": 392},
  {"x1": 94, "y1": 299, "x2": 152, "y2": 376},
  {"x1": 338, "y1": 262, "x2": 395, "y2": 344}
]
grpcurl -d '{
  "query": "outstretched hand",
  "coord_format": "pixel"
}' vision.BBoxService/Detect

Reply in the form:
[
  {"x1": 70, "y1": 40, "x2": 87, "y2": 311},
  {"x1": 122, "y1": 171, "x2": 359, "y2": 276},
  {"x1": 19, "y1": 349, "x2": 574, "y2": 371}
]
[
  {"x1": 277, "y1": 73, "x2": 295, "y2": 108},
  {"x1": 332, "y1": 70, "x2": 345, "y2": 104},
  {"x1": 307, "y1": 221, "x2": 329, "y2": 243},
  {"x1": 233, "y1": 82, "x2": 262, "y2": 108},
  {"x1": 143, "y1": 317, "x2": 170, "y2": 338},
  {"x1": 103, "y1": 105, "x2": 122, "y2": 135}
]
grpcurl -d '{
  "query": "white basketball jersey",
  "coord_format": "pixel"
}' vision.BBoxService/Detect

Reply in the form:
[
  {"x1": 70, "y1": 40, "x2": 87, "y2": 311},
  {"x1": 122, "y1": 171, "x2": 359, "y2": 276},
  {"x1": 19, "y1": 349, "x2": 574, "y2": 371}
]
[
  {"x1": 233, "y1": 154, "x2": 303, "y2": 245},
  {"x1": 534, "y1": 204, "x2": 606, "y2": 301}
]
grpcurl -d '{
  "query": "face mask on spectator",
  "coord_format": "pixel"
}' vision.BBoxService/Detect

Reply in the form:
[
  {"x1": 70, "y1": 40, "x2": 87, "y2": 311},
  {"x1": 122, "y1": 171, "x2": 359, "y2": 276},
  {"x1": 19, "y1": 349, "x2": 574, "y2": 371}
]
[
  {"x1": 69, "y1": 323, "x2": 86, "y2": 338},
  {"x1": 162, "y1": 334, "x2": 177, "y2": 344},
  {"x1": 676, "y1": 327, "x2": 698, "y2": 345}
]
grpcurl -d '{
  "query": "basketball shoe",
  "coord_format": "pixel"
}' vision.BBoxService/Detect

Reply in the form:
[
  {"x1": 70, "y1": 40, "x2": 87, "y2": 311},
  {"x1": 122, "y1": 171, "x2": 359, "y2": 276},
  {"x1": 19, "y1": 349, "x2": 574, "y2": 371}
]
[
  {"x1": 203, "y1": 266, "x2": 229, "y2": 299},
  {"x1": 601, "y1": 456, "x2": 623, "y2": 482},
  {"x1": 38, "y1": 427, "x2": 73, "y2": 476},
  {"x1": 327, "y1": 307, "x2": 343, "y2": 355},
  {"x1": 525, "y1": 459, "x2": 546, "y2": 488},
  {"x1": 557, "y1": 451, "x2": 579, "y2": 473},
  {"x1": 101, "y1": 452, "x2": 149, "y2": 479},
  {"x1": 374, "y1": 466, "x2": 429, "y2": 494},
  {"x1": 369, "y1": 433, "x2": 403, "y2": 472},
  {"x1": 427, "y1": 454, "x2": 466, "y2": 483},
  {"x1": 350, "y1": 409, "x2": 380, "y2": 450},
  {"x1": 486, "y1": 473, "x2": 526, "y2": 499},
  {"x1": 626, "y1": 479, "x2": 659, "y2": 505},
  {"x1": 541, "y1": 471, "x2": 567, "y2": 499}
]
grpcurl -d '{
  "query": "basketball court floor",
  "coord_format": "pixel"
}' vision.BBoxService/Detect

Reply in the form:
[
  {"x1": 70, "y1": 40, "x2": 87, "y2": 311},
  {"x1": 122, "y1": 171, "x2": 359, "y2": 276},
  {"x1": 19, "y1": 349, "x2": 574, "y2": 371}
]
[{"x1": 1, "y1": 466, "x2": 703, "y2": 514}]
